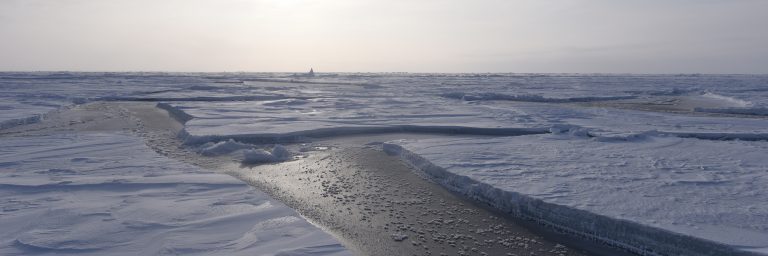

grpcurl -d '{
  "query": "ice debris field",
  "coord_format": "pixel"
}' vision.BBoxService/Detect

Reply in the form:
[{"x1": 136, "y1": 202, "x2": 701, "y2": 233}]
[{"x1": 2, "y1": 72, "x2": 768, "y2": 255}]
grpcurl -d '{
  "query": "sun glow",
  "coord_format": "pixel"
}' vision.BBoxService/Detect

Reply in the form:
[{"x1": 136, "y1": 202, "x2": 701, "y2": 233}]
[{"x1": 1, "y1": 0, "x2": 767, "y2": 73}]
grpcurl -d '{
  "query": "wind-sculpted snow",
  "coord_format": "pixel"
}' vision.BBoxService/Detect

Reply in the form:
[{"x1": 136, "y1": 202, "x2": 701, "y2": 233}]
[
  {"x1": 4, "y1": 72, "x2": 768, "y2": 255},
  {"x1": 384, "y1": 135, "x2": 768, "y2": 255},
  {"x1": 161, "y1": 95, "x2": 548, "y2": 141},
  {"x1": 3, "y1": 72, "x2": 768, "y2": 131},
  {"x1": 0, "y1": 133, "x2": 349, "y2": 255},
  {"x1": 118, "y1": 73, "x2": 768, "y2": 141},
  {"x1": 496, "y1": 101, "x2": 768, "y2": 137},
  {"x1": 162, "y1": 93, "x2": 768, "y2": 144}
]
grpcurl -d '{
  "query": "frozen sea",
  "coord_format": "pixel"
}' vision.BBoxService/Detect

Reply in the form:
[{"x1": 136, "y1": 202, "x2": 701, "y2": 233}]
[{"x1": 2, "y1": 72, "x2": 768, "y2": 255}]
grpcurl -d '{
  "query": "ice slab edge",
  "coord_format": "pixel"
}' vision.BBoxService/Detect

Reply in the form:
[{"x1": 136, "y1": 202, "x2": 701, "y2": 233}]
[
  {"x1": 178, "y1": 125, "x2": 550, "y2": 145},
  {"x1": 114, "y1": 95, "x2": 300, "y2": 102},
  {"x1": 382, "y1": 143, "x2": 760, "y2": 256},
  {"x1": 694, "y1": 107, "x2": 768, "y2": 117},
  {"x1": 157, "y1": 102, "x2": 549, "y2": 144},
  {"x1": 156, "y1": 102, "x2": 193, "y2": 123},
  {"x1": 665, "y1": 131, "x2": 768, "y2": 141},
  {"x1": 441, "y1": 92, "x2": 638, "y2": 103}
]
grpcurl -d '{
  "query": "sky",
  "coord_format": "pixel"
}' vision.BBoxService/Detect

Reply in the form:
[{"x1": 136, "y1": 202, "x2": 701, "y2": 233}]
[{"x1": 1, "y1": 0, "x2": 767, "y2": 73}]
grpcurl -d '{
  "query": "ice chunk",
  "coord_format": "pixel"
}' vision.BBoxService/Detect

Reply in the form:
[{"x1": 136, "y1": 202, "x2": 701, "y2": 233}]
[
  {"x1": 390, "y1": 233, "x2": 408, "y2": 242},
  {"x1": 271, "y1": 144, "x2": 291, "y2": 160},
  {"x1": 198, "y1": 139, "x2": 252, "y2": 156},
  {"x1": 242, "y1": 145, "x2": 292, "y2": 164}
]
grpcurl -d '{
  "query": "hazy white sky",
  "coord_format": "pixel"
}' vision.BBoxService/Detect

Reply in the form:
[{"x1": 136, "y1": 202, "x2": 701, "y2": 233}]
[{"x1": 1, "y1": 0, "x2": 766, "y2": 73}]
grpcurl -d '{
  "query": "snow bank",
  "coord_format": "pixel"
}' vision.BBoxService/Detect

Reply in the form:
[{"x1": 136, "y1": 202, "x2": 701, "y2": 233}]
[{"x1": 384, "y1": 135, "x2": 768, "y2": 256}]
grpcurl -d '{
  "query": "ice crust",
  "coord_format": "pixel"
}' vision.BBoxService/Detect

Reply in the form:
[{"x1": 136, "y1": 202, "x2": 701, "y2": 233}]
[{"x1": 0, "y1": 133, "x2": 349, "y2": 255}]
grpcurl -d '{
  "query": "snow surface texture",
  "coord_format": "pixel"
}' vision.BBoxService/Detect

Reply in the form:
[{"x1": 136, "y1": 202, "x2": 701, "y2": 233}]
[
  {"x1": 0, "y1": 133, "x2": 348, "y2": 256},
  {"x1": 4, "y1": 72, "x2": 768, "y2": 254},
  {"x1": 384, "y1": 134, "x2": 768, "y2": 255}
]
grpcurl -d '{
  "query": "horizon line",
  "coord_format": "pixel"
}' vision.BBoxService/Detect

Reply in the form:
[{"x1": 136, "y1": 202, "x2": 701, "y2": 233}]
[{"x1": 1, "y1": 70, "x2": 767, "y2": 76}]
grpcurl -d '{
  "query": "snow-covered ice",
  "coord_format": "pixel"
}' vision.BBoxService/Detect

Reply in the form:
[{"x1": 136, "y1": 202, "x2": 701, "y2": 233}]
[
  {"x1": 0, "y1": 133, "x2": 348, "y2": 255},
  {"x1": 384, "y1": 133, "x2": 768, "y2": 254},
  {"x1": 3, "y1": 72, "x2": 768, "y2": 255},
  {"x1": 133, "y1": 74, "x2": 768, "y2": 143}
]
